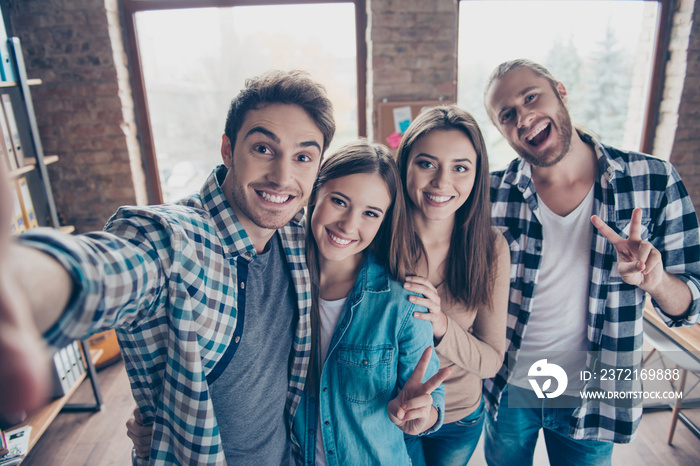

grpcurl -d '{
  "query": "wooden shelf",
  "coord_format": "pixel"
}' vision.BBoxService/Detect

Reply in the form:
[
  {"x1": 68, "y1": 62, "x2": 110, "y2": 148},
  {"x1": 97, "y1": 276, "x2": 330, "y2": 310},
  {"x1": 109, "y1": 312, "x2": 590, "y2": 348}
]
[
  {"x1": 8, "y1": 155, "x2": 59, "y2": 179},
  {"x1": 12, "y1": 348, "x2": 103, "y2": 453},
  {"x1": 0, "y1": 78, "x2": 42, "y2": 88}
]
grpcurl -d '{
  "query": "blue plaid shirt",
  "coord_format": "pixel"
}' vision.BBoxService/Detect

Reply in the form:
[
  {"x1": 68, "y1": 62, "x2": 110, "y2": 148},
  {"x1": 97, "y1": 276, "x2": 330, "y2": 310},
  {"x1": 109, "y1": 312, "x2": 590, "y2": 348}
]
[
  {"x1": 486, "y1": 133, "x2": 700, "y2": 443},
  {"x1": 20, "y1": 165, "x2": 312, "y2": 465}
]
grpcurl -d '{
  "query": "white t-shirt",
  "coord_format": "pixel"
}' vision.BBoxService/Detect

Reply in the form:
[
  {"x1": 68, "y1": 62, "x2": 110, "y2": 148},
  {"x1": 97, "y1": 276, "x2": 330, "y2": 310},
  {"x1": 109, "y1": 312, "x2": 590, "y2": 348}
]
[
  {"x1": 315, "y1": 297, "x2": 347, "y2": 466},
  {"x1": 511, "y1": 187, "x2": 594, "y2": 395}
]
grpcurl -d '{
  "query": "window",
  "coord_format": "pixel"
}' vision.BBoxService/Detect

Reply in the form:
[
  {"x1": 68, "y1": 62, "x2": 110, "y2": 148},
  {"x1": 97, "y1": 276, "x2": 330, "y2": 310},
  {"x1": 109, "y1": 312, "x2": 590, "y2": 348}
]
[
  {"x1": 457, "y1": 0, "x2": 664, "y2": 170},
  {"x1": 123, "y1": 1, "x2": 365, "y2": 203}
]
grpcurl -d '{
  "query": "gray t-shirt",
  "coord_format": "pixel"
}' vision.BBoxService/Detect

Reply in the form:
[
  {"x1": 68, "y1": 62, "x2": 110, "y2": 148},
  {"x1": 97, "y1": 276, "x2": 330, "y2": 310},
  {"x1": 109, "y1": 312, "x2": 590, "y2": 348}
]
[{"x1": 209, "y1": 233, "x2": 295, "y2": 465}]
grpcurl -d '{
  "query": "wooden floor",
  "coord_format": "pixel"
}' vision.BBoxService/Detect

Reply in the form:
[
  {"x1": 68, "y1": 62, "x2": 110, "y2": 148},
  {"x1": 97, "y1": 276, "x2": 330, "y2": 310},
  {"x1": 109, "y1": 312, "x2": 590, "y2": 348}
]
[{"x1": 20, "y1": 359, "x2": 700, "y2": 465}]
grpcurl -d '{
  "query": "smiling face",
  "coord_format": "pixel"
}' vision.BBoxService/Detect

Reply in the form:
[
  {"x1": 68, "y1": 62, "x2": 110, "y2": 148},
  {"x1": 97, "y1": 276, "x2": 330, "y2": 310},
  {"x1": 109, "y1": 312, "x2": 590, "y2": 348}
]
[
  {"x1": 310, "y1": 172, "x2": 392, "y2": 268},
  {"x1": 486, "y1": 66, "x2": 573, "y2": 167},
  {"x1": 222, "y1": 103, "x2": 323, "y2": 240},
  {"x1": 405, "y1": 129, "x2": 478, "y2": 223}
]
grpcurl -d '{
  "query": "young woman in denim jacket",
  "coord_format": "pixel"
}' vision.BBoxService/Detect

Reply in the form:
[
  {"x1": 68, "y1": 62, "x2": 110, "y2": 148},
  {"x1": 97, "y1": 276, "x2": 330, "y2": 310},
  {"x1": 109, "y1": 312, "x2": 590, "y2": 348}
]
[
  {"x1": 293, "y1": 140, "x2": 451, "y2": 465},
  {"x1": 397, "y1": 107, "x2": 510, "y2": 465}
]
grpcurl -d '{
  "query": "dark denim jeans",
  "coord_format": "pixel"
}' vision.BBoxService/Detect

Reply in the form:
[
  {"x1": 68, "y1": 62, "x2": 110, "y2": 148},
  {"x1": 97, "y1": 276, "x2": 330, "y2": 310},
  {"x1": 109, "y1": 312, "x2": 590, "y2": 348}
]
[
  {"x1": 405, "y1": 397, "x2": 485, "y2": 466},
  {"x1": 484, "y1": 385, "x2": 613, "y2": 466}
]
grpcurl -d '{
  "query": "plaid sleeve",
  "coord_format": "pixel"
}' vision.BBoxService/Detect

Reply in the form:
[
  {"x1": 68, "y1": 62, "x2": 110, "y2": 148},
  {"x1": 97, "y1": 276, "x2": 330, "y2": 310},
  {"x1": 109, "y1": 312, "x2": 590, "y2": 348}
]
[
  {"x1": 649, "y1": 163, "x2": 700, "y2": 327},
  {"x1": 17, "y1": 210, "x2": 174, "y2": 350}
]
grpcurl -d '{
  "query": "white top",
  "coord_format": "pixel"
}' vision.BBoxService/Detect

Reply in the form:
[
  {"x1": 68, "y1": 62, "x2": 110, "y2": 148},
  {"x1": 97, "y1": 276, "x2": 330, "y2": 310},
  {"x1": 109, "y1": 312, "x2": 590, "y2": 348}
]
[
  {"x1": 315, "y1": 297, "x2": 347, "y2": 466},
  {"x1": 511, "y1": 186, "x2": 594, "y2": 395}
]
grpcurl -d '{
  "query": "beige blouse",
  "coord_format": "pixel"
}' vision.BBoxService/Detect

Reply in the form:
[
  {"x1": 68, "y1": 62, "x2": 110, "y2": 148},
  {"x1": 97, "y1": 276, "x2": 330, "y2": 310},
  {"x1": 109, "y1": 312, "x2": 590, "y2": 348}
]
[{"x1": 434, "y1": 232, "x2": 510, "y2": 424}]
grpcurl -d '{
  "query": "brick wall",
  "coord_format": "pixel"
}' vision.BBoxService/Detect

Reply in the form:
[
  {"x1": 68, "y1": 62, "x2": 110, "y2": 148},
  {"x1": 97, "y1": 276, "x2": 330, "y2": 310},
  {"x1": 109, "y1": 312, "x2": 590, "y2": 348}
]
[
  {"x1": 6, "y1": 0, "x2": 700, "y2": 223},
  {"x1": 8, "y1": 0, "x2": 146, "y2": 233},
  {"x1": 667, "y1": 0, "x2": 700, "y2": 214},
  {"x1": 367, "y1": 0, "x2": 458, "y2": 139}
]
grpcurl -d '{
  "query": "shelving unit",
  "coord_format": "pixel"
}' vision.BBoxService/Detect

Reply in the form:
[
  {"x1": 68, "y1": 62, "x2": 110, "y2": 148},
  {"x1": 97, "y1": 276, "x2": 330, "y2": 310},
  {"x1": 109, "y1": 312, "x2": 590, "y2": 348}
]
[
  {"x1": 3, "y1": 36, "x2": 103, "y2": 458},
  {"x1": 8, "y1": 154, "x2": 58, "y2": 179},
  {"x1": 14, "y1": 348, "x2": 104, "y2": 453}
]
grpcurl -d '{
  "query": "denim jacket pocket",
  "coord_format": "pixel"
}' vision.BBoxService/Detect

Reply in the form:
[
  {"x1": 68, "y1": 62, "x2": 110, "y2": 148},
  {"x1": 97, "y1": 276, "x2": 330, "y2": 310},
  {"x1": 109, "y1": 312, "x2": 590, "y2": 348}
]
[{"x1": 337, "y1": 344, "x2": 394, "y2": 404}]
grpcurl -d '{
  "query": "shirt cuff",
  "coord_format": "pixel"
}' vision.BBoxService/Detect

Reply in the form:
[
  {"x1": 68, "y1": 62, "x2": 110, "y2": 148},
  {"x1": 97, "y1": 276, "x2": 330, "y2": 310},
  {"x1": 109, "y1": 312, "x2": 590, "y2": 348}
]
[
  {"x1": 651, "y1": 273, "x2": 700, "y2": 327},
  {"x1": 17, "y1": 228, "x2": 90, "y2": 350}
]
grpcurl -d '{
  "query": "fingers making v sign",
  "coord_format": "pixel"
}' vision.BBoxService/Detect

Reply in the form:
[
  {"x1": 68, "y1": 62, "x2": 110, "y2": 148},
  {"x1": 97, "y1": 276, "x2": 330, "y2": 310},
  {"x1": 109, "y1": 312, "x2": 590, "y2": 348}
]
[
  {"x1": 590, "y1": 207, "x2": 663, "y2": 291},
  {"x1": 387, "y1": 346, "x2": 451, "y2": 436}
]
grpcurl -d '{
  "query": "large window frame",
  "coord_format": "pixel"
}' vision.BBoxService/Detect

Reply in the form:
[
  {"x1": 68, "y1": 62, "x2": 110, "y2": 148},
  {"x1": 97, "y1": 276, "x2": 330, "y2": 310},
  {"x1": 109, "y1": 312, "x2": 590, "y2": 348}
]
[
  {"x1": 121, "y1": 0, "x2": 367, "y2": 204},
  {"x1": 458, "y1": 0, "x2": 673, "y2": 157}
]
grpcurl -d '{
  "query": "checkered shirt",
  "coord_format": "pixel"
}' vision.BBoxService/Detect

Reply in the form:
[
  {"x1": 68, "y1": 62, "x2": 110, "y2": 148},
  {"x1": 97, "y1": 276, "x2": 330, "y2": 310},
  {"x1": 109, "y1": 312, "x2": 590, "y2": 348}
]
[
  {"x1": 485, "y1": 133, "x2": 700, "y2": 443},
  {"x1": 20, "y1": 165, "x2": 312, "y2": 464}
]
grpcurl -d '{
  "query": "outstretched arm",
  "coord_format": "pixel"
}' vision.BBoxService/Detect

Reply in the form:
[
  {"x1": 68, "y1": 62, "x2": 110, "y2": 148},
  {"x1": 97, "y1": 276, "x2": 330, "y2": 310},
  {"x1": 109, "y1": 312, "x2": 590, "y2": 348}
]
[
  {"x1": 0, "y1": 166, "x2": 74, "y2": 415},
  {"x1": 591, "y1": 207, "x2": 691, "y2": 317}
]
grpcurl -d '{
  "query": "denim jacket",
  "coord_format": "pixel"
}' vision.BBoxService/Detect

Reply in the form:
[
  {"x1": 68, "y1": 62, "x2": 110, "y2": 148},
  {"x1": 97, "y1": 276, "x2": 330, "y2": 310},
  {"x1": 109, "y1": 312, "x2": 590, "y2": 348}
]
[{"x1": 292, "y1": 253, "x2": 445, "y2": 465}]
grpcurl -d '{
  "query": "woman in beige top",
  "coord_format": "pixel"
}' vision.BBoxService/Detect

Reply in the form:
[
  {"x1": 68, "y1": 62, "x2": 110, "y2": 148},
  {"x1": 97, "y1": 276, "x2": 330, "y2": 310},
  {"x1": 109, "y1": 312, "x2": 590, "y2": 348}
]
[{"x1": 397, "y1": 105, "x2": 510, "y2": 465}]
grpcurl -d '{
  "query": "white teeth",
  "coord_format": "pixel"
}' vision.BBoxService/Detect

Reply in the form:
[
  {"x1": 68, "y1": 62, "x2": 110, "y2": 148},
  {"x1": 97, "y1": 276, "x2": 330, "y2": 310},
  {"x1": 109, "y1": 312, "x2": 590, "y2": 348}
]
[
  {"x1": 426, "y1": 193, "x2": 452, "y2": 203},
  {"x1": 527, "y1": 123, "x2": 548, "y2": 141},
  {"x1": 260, "y1": 191, "x2": 290, "y2": 204},
  {"x1": 328, "y1": 231, "x2": 352, "y2": 245}
]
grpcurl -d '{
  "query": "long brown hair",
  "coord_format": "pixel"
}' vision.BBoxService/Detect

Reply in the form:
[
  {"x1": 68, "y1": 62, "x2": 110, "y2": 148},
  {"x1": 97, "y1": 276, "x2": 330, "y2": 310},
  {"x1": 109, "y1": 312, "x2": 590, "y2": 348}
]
[
  {"x1": 395, "y1": 105, "x2": 497, "y2": 309},
  {"x1": 306, "y1": 139, "x2": 412, "y2": 391}
]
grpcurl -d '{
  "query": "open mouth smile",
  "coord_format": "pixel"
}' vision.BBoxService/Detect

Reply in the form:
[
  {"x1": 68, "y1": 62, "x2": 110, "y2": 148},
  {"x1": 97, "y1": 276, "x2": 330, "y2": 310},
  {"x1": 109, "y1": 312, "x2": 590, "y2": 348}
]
[
  {"x1": 424, "y1": 192, "x2": 455, "y2": 206},
  {"x1": 525, "y1": 122, "x2": 551, "y2": 147},
  {"x1": 326, "y1": 228, "x2": 356, "y2": 248},
  {"x1": 257, "y1": 190, "x2": 294, "y2": 205}
]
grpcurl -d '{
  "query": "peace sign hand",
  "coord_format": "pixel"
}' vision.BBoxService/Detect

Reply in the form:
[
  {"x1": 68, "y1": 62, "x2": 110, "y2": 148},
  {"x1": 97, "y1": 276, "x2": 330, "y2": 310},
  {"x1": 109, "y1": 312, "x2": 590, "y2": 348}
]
[
  {"x1": 387, "y1": 347, "x2": 451, "y2": 436},
  {"x1": 590, "y1": 208, "x2": 663, "y2": 291}
]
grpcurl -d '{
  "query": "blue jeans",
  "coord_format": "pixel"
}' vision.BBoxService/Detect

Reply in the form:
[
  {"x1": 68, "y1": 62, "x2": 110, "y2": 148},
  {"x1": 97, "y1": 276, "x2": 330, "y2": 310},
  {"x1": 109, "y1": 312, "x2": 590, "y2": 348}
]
[
  {"x1": 484, "y1": 385, "x2": 613, "y2": 466},
  {"x1": 405, "y1": 397, "x2": 485, "y2": 466}
]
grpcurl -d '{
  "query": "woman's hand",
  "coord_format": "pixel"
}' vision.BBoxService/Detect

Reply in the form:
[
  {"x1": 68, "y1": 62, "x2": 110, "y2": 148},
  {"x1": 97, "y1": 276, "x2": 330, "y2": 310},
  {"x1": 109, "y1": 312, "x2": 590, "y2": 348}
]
[
  {"x1": 126, "y1": 407, "x2": 152, "y2": 459},
  {"x1": 404, "y1": 276, "x2": 447, "y2": 343},
  {"x1": 387, "y1": 347, "x2": 451, "y2": 435}
]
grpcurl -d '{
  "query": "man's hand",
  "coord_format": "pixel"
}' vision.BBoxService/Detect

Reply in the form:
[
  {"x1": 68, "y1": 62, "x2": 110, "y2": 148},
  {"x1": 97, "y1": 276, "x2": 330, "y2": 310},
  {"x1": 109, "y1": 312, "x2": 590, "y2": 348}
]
[
  {"x1": 126, "y1": 407, "x2": 152, "y2": 459},
  {"x1": 0, "y1": 165, "x2": 51, "y2": 417},
  {"x1": 387, "y1": 347, "x2": 451, "y2": 436},
  {"x1": 591, "y1": 208, "x2": 663, "y2": 292}
]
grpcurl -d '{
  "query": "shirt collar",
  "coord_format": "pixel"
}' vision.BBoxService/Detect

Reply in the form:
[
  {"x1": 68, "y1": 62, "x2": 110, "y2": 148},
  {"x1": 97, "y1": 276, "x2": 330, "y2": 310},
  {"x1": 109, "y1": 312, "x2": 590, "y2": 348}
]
[
  {"x1": 198, "y1": 165, "x2": 305, "y2": 259},
  {"x1": 502, "y1": 129, "x2": 625, "y2": 193}
]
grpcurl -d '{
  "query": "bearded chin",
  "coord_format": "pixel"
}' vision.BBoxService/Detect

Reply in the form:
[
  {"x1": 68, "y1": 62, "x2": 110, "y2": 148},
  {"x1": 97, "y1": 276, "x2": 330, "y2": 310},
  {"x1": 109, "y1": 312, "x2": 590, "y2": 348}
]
[{"x1": 516, "y1": 104, "x2": 573, "y2": 168}]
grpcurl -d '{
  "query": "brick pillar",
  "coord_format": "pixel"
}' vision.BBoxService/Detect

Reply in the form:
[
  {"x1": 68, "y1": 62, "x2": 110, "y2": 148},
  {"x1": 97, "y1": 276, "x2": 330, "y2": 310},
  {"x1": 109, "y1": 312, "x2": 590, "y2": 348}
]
[
  {"x1": 9, "y1": 0, "x2": 146, "y2": 233},
  {"x1": 667, "y1": 0, "x2": 700, "y2": 215},
  {"x1": 367, "y1": 0, "x2": 458, "y2": 141}
]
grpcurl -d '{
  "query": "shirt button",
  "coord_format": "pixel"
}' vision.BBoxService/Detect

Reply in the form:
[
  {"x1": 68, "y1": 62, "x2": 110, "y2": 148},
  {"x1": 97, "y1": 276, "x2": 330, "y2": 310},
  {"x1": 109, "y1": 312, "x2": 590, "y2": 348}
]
[
  {"x1": 322, "y1": 387, "x2": 327, "y2": 392},
  {"x1": 362, "y1": 360, "x2": 369, "y2": 366},
  {"x1": 324, "y1": 420, "x2": 330, "y2": 425},
  {"x1": 308, "y1": 429, "x2": 314, "y2": 434},
  {"x1": 234, "y1": 336, "x2": 240, "y2": 344},
  {"x1": 328, "y1": 450, "x2": 334, "y2": 455},
  {"x1": 310, "y1": 397, "x2": 315, "y2": 402},
  {"x1": 240, "y1": 281, "x2": 245, "y2": 290}
]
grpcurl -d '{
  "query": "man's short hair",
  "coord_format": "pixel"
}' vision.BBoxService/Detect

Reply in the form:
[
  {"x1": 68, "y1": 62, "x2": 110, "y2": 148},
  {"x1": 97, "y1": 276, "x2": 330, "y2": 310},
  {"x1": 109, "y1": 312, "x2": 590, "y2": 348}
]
[
  {"x1": 484, "y1": 58, "x2": 560, "y2": 101},
  {"x1": 224, "y1": 70, "x2": 336, "y2": 154}
]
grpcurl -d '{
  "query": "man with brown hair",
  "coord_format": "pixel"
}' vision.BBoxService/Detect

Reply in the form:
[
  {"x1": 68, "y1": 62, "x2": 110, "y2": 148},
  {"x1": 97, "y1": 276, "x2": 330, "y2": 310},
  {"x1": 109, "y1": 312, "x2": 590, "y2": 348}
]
[{"x1": 0, "y1": 70, "x2": 334, "y2": 465}]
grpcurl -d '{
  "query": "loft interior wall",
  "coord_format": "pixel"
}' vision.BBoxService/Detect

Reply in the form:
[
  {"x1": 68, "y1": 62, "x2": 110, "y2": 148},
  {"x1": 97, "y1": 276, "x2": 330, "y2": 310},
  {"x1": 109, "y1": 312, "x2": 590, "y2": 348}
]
[{"x1": 4, "y1": 0, "x2": 700, "y2": 230}]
